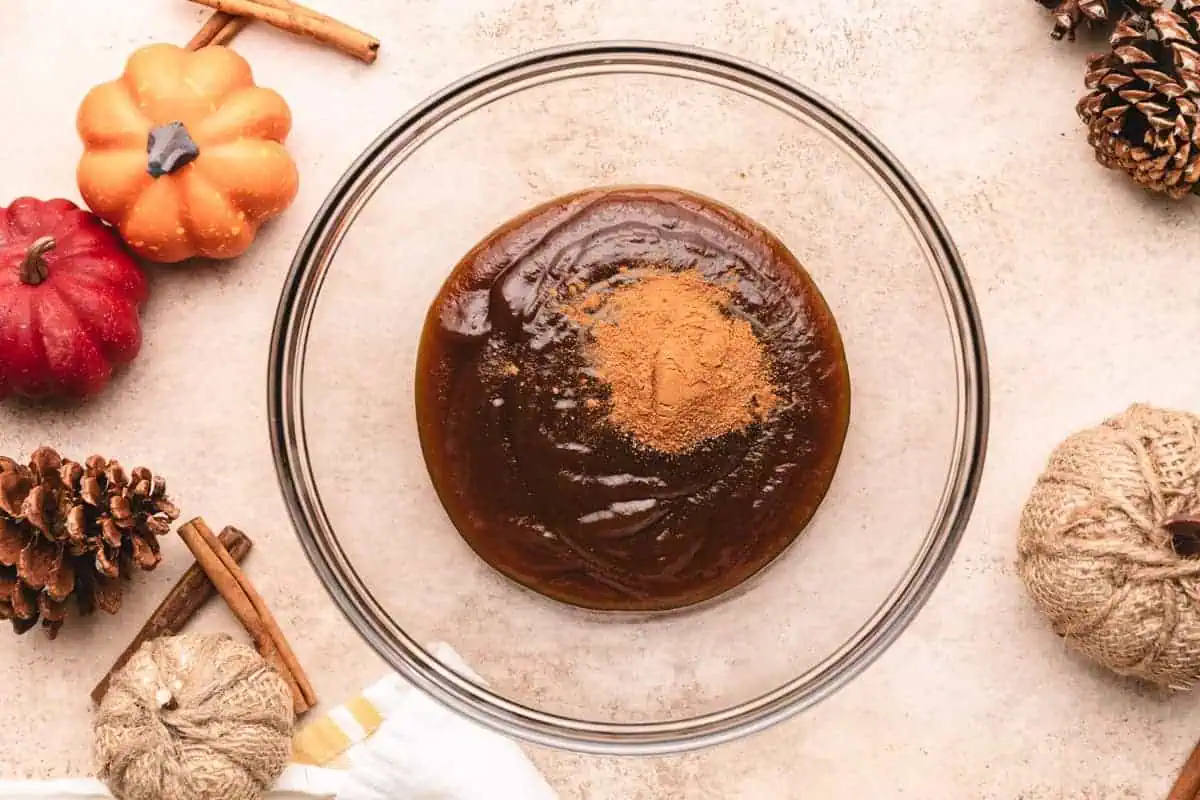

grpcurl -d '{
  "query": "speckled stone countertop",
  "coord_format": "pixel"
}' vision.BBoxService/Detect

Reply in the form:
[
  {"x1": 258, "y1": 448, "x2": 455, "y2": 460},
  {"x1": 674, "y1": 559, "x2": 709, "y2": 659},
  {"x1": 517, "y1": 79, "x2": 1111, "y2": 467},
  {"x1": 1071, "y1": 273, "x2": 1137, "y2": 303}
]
[{"x1": 3, "y1": 1, "x2": 1200, "y2": 797}]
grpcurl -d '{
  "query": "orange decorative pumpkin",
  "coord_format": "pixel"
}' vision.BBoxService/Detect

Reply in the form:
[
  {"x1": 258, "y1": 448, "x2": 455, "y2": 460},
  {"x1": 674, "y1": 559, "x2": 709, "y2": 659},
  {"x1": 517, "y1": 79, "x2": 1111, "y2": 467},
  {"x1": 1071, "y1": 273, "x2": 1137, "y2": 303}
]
[{"x1": 76, "y1": 44, "x2": 299, "y2": 264}]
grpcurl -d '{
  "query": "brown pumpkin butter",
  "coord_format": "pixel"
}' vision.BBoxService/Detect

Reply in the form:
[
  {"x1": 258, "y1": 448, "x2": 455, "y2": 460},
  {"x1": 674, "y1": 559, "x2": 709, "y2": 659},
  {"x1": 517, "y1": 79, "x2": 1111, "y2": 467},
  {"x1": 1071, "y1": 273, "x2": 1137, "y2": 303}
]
[{"x1": 417, "y1": 186, "x2": 851, "y2": 611}]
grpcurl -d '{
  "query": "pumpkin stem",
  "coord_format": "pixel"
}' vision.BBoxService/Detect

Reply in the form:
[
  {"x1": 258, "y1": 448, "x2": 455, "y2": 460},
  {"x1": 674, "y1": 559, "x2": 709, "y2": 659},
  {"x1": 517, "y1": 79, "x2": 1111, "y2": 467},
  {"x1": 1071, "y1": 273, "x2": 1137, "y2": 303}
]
[
  {"x1": 154, "y1": 686, "x2": 180, "y2": 711},
  {"x1": 20, "y1": 236, "x2": 56, "y2": 286},
  {"x1": 147, "y1": 122, "x2": 200, "y2": 178},
  {"x1": 1165, "y1": 516, "x2": 1200, "y2": 557}
]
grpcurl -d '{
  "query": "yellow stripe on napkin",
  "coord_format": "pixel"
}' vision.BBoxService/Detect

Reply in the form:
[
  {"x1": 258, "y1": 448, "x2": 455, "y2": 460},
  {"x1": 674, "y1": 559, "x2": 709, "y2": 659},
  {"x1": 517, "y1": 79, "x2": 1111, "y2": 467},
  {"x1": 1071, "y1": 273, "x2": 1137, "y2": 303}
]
[
  {"x1": 292, "y1": 716, "x2": 351, "y2": 767},
  {"x1": 344, "y1": 695, "x2": 385, "y2": 735},
  {"x1": 291, "y1": 678, "x2": 396, "y2": 767}
]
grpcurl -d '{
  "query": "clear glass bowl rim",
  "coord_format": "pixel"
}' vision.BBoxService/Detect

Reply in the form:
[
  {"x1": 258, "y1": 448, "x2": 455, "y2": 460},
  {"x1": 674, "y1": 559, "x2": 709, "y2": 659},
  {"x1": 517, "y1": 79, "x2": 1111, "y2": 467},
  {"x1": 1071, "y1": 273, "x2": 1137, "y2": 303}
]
[{"x1": 268, "y1": 40, "x2": 991, "y2": 756}]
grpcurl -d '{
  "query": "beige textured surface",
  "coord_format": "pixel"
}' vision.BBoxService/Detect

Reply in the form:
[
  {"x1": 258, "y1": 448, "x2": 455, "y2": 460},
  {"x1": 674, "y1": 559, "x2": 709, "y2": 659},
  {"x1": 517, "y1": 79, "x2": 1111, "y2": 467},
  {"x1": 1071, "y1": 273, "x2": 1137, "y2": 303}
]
[{"x1": 3, "y1": 0, "x2": 1200, "y2": 797}]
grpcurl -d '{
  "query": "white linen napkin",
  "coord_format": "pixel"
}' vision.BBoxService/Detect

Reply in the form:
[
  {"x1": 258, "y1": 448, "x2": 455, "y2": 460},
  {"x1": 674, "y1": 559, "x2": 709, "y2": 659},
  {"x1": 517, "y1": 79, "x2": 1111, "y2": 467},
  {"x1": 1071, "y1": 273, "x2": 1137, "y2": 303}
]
[{"x1": 311, "y1": 642, "x2": 559, "y2": 800}]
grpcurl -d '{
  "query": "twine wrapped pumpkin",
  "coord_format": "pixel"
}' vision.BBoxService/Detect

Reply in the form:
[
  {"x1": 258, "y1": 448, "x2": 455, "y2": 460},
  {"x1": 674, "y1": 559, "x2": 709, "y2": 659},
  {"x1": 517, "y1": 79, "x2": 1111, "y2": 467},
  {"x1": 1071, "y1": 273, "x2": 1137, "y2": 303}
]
[
  {"x1": 1018, "y1": 403, "x2": 1200, "y2": 689},
  {"x1": 93, "y1": 632, "x2": 295, "y2": 800}
]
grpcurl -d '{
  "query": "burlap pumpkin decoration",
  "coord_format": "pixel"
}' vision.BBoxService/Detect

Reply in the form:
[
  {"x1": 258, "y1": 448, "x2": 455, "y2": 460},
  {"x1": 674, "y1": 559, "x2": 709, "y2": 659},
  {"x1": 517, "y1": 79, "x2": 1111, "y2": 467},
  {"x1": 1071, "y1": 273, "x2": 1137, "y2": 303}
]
[
  {"x1": 93, "y1": 632, "x2": 295, "y2": 800},
  {"x1": 1018, "y1": 403, "x2": 1200, "y2": 689}
]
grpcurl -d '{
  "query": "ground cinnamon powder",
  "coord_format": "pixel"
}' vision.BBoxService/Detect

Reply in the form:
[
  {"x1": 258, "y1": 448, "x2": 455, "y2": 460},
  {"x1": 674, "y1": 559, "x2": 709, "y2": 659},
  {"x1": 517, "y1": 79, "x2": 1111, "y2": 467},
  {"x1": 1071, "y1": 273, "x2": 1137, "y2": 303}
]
[{"x1": 568, "y1": 269, "x2": 777, "y2": 453}]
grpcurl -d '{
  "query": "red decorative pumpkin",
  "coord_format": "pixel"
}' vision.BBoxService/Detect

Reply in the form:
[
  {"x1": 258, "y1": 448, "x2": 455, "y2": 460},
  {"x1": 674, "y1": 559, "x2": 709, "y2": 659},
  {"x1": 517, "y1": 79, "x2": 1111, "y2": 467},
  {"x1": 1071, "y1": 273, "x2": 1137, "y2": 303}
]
[{"x1": 0, "y1": 198, "x2": 148, "y2": 400}]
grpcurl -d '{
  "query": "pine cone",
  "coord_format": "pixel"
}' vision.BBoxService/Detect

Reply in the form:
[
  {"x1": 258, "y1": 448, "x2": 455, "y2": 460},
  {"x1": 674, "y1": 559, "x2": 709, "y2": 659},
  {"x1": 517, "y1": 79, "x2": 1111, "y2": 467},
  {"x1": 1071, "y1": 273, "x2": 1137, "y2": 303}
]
[
  {"x1": 1077, "y1": 6, "x2": 1200, "y2": 198},
  {"x1": 1036, "y1": 0, "x2": 1160, "y2": 41},
  {"x1": 0, "y1": 447, "x2": 179, "y2": 639}
]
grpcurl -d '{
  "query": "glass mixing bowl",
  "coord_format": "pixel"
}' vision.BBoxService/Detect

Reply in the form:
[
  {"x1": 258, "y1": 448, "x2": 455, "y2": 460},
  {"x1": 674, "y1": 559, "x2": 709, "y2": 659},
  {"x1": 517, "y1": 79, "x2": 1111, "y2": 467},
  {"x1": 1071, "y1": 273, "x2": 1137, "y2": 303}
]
[{"x1": 268, "y1": 41, "x2": 989, "y2": 755}]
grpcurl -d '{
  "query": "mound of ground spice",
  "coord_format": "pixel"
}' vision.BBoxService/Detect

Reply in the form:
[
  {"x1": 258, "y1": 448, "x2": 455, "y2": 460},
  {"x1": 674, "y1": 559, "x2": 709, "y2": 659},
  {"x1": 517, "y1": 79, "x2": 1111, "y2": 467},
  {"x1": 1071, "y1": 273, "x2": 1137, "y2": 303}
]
[{"x1": 569, "y1": 269, "x2": 777, "y2": 454}]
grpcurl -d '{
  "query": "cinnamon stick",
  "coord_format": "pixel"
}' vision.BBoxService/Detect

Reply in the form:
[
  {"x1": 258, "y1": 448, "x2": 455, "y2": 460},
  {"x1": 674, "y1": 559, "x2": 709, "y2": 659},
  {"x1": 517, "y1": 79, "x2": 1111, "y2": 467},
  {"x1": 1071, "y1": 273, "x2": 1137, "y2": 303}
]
[
  {"x1": 188, "y1": 0, "x2": 302, "y2": 50},
  {"x1": 1168, "y1": 733, "x2": 1200, "y2": 800},
  {"x1": 187, "y1": 11, "x2": 249, "y2": 49},
  {"x1": 186, "y1": 0, "x2": 380, "y2": 63},
  {"x1": 210, "y1": 14, "x2": 252, "y2": 47},
  {"x1": 91, "y1": 526, "x2": 253, "y2": 705},
  {"x1": 177, "y1": 517, "x2": 317, "y2": 714}
]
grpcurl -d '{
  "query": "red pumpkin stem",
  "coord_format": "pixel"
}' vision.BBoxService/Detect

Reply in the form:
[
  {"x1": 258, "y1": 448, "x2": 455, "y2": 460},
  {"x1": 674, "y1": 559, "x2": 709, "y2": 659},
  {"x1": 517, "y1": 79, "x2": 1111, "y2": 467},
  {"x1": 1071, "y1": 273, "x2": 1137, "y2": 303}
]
[{"x1": 20, "y1": 237, "x2": 56, "y2": 286}]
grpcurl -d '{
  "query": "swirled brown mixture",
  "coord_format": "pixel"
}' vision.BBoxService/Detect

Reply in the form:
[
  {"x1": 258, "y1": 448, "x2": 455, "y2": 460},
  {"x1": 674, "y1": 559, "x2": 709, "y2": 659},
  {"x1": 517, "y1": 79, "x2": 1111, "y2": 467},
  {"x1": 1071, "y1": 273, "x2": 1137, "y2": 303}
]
[{"x1": 416, "y1": 186, "x2": 850, "y2": 612}]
